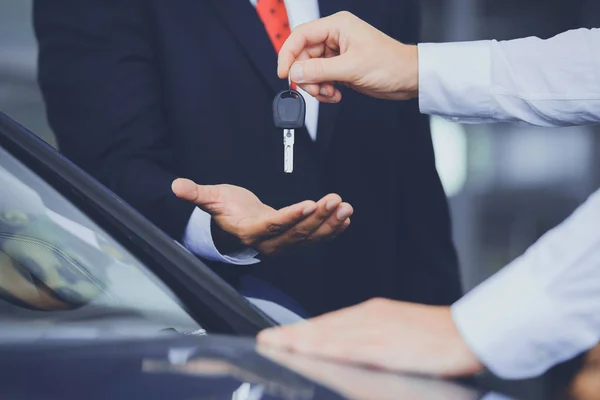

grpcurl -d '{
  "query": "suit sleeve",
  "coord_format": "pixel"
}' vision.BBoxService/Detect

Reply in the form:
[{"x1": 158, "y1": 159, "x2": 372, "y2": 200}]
[
  {"x1": 387, "y1": 0, "x2": 462, "y2": 304},
  {"x1": 33, "y1": 0, "x2": 194, "y2": 240}
]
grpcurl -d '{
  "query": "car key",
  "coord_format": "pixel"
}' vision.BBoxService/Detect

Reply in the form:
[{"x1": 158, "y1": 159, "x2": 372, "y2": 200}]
[{"x1": 273, "y1": 82, "x2": 306, "y2": 173}]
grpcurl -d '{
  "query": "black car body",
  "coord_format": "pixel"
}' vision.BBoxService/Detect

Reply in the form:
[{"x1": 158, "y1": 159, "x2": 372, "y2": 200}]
[{"x1": 0, "y1": 111, "x2": 591, "y2": 399}]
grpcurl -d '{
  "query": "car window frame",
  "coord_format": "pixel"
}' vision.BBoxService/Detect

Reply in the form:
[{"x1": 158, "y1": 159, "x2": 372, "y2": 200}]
[{"x1": 0, "y1": 111, "x2": 275, "y2": 335}]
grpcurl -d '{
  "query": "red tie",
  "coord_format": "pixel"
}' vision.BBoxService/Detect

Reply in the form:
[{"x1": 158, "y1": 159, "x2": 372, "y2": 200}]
[
  {"x1": 256, "y1": 0, "x2": 292, "y2": 53},
  {"x1": 256, "y1": 0, "x2": 296, "y2": 89}
]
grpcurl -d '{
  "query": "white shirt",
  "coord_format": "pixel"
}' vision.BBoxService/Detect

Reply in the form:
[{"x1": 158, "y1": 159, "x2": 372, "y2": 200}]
[
  {"x1": 183, "y1": 0, "x2": 320, "y2": 264},
  {"x1": 418, "y1": 28, "x2": 600, "y2": 379}
]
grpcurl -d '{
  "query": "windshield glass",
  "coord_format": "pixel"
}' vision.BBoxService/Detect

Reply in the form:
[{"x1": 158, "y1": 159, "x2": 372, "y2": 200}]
[{"x1": 0, "y1": 146, "x2": 201, "y2": 338}]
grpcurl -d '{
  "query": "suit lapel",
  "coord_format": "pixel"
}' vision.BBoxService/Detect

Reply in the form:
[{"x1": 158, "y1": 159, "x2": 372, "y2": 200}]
[
  {"x1": 316, "y1": 0, "x2": 352, "y2": 157},
  {"x1": 208, "y1": 0, "x2": 285, "y2": 93},
  {"x1": 207, "y1": 0, "x2": 352, "y2": 156}
]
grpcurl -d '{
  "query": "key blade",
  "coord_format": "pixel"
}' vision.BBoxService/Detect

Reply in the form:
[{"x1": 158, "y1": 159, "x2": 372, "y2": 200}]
[
  {"x1": 284, "y1": 145, "x2": 293, "y2": 173},
  {"x1": 284, "y1": 129, "x2": 294, "y2": 173}
]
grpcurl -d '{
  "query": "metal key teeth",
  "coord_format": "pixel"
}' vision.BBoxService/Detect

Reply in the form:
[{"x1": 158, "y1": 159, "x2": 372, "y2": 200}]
[{"x1": 284, "y1": 129, "x2": 294, "y2": 173}]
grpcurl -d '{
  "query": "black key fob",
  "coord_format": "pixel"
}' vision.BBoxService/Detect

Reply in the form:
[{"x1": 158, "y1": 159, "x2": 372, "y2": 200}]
[{"x1": 273, "y1": 89, "x2": 306, "y2": 129}]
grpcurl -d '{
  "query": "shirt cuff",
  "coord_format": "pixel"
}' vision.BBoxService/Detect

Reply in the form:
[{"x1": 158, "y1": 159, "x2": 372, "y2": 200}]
[
  {"x1": 182, "y1": 207, "x2": 259, "y2": 265},
  {"x1": 451, "y1": 255, "x2": 585, "y2": 379},
  {"x1": 418, "y1": 41, "x2": 493, "y2": 123}
]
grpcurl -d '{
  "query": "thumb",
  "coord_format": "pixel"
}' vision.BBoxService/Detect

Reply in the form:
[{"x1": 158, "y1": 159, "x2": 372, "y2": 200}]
[
  {"x1": 290, "y1": 55, "x2": 354, "y2": 85},
  {"x1": 172, "y1": 178, "x2": 221, "y2": 210}
]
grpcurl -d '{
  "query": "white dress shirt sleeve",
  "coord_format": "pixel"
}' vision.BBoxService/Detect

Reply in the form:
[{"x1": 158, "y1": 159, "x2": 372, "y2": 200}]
[
  {"x1": 418, "y1": 28, "x2": 600, "y2": 127},
  {"x1": 451, "y1": 187, "x2": 600, "y2": 379},
  {"x1": 183, "y1": 207, "x2": 259, "y2": 265},
  {"x1": 418, "y1": 27, "x2": 600, "y2": 379}
]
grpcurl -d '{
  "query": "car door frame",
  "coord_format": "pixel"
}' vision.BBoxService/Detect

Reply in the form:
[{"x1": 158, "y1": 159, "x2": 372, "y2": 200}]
[{"x1": 0, "y1": 111, "x2": 275, "y2": 335}]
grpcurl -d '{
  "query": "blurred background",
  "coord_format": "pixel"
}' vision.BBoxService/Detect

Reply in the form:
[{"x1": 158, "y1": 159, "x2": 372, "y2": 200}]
[
  {"x1": 421, "y1": 0, "x2": 600, "y2": 292},
  {"x1": 0, "y1": 0, "x2": 598, "y2": 397},
  {"x1": 3, "y1": 0, "x2": 599, "y2": 290},
  {"x1": 0, "y1": 0, "x2": 53, "y2": 146}
]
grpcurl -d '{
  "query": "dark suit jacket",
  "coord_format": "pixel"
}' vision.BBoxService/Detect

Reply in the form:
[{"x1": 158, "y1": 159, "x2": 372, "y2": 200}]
[{"x1": 34, "y1": 0, "x2": 462, "y2": 317}]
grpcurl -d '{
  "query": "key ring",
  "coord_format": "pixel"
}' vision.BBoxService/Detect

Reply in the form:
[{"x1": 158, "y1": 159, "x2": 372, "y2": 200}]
[{"x1": 288, "y1": 73, "x2": 292, "y2": 90}]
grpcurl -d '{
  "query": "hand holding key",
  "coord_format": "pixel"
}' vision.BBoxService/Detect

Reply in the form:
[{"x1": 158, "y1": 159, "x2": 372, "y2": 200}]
[
  {"x1": 277, "y1": 11, "x2": 419, "y2": 103},
  {"x1": 172, "y1": 178, "x2": 353, "y2": 256}
]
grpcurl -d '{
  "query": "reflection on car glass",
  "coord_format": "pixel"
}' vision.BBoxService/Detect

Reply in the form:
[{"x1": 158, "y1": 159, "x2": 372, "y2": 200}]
[
  {"x1": 142, "y1": 355, "x2": 315, "y2": 400},
  {"x1": 257, "y1": 346, "x2": 487, "y2": 400},
  {"x1": 0, "y1": 149, "x2": 199, "y2": 334},
  {"x1": 0, "y1": 165, "x2": 110, "y2": 310}
]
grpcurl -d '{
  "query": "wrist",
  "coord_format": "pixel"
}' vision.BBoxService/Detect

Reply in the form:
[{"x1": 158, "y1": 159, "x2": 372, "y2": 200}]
[
  {"x1": 390, "y1": 43, "x2": 419, "y2": 100},
  {"x1": 210, "y1": 219, "x2": 245, "y2": 255},
  {"x1": 405, "y1": 44, "x2": 419, "y2": 96},
  {"x1": 446, "y1": 307, "x2": 485, "y2": 377}
]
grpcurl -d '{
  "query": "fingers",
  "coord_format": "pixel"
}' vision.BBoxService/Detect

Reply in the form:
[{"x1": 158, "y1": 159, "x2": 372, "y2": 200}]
[
  {"x1": 337, "y1": 217, "x2": 351, "y2": 236},
  {"x1": 258, "y1": 308, "x2": 361, "y2": 359},
  {"x1": 306, "y1": 202, "x2": 353, "y2": 241},
  {"x1": 279, "y1": 12, "x2": 358, "y2": 83},
  {"x1": 314, "y1": 87, "x2": 343, "y2": 103},
  {"x1": 289, "y1": 55, "x2": 354, "y2": 85},
  {"x1": 292, "y1": 44, "x2": 327, "y2": 98},
  {"x1": 171, "y1": 178, "x2": 199, "y2": 202},
  {"x1": 278, "y1": 14, "x2": 340, "y2": 79},
  {"x1": 298, "y1": 83, "x2": 342, "y2": 104},
  {"x1": 260, "y1": 194, "x2": 343, "y2": 251},
  {"x1": 316, "y1": 83, "x2": 337, "y2": 97},
  {"x1": 258, "y1": 315, "x2": 326, "y2": 348},
  {"x1": 259, "y1": 200, "x2": 318, "y2": 238},
  {"x1": 172, "y1": 178, "x2": 221, "y2": 210},
  {"x1": 294, "y1": 194, "x2": 345, "y2": 237},
  {"x1": 291, "y1": 45, "x2": 343, "y2": 103},
  {"x1": 257, "y1": 304, "x2": 389, "y2": 369}
]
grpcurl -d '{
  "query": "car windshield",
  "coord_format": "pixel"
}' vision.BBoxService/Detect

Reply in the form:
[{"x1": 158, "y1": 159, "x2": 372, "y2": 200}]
[{"x1": 0, "y1": 146, "x2": 201, "y2": 339}]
